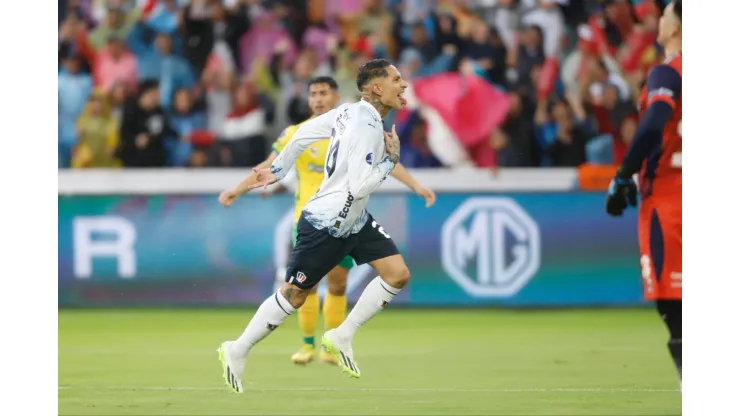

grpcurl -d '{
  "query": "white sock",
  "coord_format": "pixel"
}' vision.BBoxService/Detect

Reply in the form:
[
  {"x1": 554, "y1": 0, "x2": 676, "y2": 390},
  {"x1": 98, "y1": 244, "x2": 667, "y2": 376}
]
[
  {"x1": 232, "y1": 291, "x2": 295, "y2": 359},
  {"x1": 335, "y1": 276, "x2": 401, "y2": 340}
]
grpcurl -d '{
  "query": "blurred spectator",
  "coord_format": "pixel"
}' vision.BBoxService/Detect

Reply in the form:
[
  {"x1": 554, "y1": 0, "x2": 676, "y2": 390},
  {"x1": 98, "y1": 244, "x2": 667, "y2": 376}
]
[
  {"x1": 272, "y1": 43, "x2": 331, "y2": 125},
  {"x1": 218, "y1": 82, "x2": 268, "y2": 167},
  {"x1": 399, "y1": 44, "x2": 456, "y2": 80},
  {"x1": 108, "y1": 81, "x2": 134, "y2": 120},
  {"x1": 146, "y1": 0, "x2": 180, "y2": 35},
  {"x1": 520, "y1": 0, "x2": 566, "y2": 58},
  {"x1": 136, "y1": 33, "x2": 196, "y2": 109},
  {"x1": 93, "y1": 37, "x2": 139, "y2": 92},
  {"x1": 334, "y1": 51, "x2": 366, "y2": 104},
  {"x1": 181, "y1": 0, "x2": 251, "y2": 76},
  {"x1": 59, "y1": 55, "x2": 93, "y2": 168},
  {"x1": 613, "y1": 111, "x2": 638, "y2": 165},
  {"x1": 203, "y1": 68, "x2": 235, "y2": 137},
  {"x1": 119, "y1": 80, "x2": 176, "y2": 167},
  {"x1": 399, "y1": 22, "x2": 439, "y2": 65},
  {"x1": 60, "y1": 0, "x2": 95, "y2": 28},
  {"x1": 238, "y1": 10, "x2": 298, "y2": 76},
  {"x1": 601, "y1": 83, "x2": 634, "y2": 139},
  {"x1": 398, "y1": 111, "x2": 443, "y2": 168},
  {"x1": 459, "y1": 20, "x2": 505, "y2": 84},
  {"x1": 302, "y1": 24, "x2": 336, "y2": 67},
  {"x1": 168, "y1": 88, "x2": 208, "y2": 166},
  {"x1": 543, "y1": 98, "x2": 592, "y2": 167},
  {"x1": 357, "y1": 0, "x2": 395, "y2": 57},
  {"x1": 88, "y1": 5, "x2": 138, "y2": 50},
  {"x1": 72, "y1": 89, "x2": 121, "y2": 168},
  {"x1": 495, "y1": 92, "x2": 540, "y2": 167},
  {"x1": 59, "y1": 16, "x2": 92, "y2": 72},
  {"x1": 511, "y1": 25, "x2": 545, "y2": 87},
  {"x1": 432, "y1": 10, "x2": 460, "y2": 51}
]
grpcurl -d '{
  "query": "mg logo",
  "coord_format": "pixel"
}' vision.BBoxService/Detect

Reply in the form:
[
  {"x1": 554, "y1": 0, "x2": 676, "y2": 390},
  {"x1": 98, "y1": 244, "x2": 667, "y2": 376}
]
[{"x1": 441, "y1": 197, "x2": 541, "y2": 298}]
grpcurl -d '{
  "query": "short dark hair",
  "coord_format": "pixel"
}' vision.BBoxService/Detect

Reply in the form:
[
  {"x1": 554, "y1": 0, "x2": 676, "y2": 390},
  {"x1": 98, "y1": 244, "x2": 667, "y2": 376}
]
[
  {"x1": 356, "y1": 59, "x2": 392, "y2": 92},
  {"x1": 672, "y1": 0, "x2": 681, "y2": 22},
  {"x1": 307, "y1": 76, "x2": 338, "y2": 91}
]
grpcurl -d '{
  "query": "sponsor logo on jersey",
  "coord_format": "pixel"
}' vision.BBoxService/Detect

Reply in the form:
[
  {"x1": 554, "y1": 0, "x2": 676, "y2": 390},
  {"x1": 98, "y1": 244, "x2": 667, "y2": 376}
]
[
  {"x1": 307, "y1": 163, "x2": 324, "y2": 173},
  {"x1": 296, "y1": 271, "x2": 307, "y2": 283},
  {"x1": 339, "y1": 193, "x2": 355, "y2": 219},
  {"x1": 365, "y1": 152, "x2": 373, "y2": 165}
]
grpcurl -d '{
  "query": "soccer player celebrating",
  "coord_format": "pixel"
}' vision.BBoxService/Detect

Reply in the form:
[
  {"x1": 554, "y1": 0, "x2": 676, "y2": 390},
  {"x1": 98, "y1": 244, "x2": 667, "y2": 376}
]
[
  {"x1": 605, "y1": 0, "x2": 682, "y2": 383},
  {"x1": 214, "y1": 70, "x2": 436, "y2": 391}
]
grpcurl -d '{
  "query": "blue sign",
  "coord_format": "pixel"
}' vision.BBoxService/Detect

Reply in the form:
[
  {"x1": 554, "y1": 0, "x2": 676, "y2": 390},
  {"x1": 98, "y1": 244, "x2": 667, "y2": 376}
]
[{"x1": 58, "y1": 192, "x2": 644, "y2": 307}]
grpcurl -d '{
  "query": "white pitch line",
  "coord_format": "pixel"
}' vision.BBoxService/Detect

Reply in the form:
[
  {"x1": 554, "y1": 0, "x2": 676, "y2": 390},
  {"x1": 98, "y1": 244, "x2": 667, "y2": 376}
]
[{"x1": 59, "y1": 386, "x2": 680, "y2": 393}]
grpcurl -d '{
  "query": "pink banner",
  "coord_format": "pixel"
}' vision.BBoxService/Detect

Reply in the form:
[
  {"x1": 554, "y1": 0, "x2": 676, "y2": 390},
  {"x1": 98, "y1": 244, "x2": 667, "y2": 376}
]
[
  {"x1": 413, "y1": 73, "x2": 511, "y2": 167},
  {"x1": 413, "y1": 73, "x2": 510, "y2": 146}
]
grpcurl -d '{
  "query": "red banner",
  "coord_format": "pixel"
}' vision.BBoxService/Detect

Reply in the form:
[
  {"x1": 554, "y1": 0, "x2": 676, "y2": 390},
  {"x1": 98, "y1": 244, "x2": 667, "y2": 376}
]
[{"x1": 413, "y1": 73, "x2": 511, "y2": 167}]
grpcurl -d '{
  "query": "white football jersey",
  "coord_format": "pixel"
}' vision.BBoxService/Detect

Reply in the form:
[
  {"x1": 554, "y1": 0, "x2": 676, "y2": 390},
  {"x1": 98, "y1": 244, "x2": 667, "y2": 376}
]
[{"x1": 270, "y1": 100, "x2": 395, "y2": 238}]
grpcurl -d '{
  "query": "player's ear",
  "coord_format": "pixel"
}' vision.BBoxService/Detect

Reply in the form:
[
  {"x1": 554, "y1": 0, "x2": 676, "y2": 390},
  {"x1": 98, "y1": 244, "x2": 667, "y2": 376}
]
[{"x1": 371, "y1": 82, "x2": 382, "y2": 97}]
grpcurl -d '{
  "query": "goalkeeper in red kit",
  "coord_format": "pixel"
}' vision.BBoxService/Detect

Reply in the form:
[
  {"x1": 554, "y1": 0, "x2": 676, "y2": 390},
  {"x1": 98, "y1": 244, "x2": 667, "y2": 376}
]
[{"x1": 605, "y1": 0, "x2": 682, "y2": 383}]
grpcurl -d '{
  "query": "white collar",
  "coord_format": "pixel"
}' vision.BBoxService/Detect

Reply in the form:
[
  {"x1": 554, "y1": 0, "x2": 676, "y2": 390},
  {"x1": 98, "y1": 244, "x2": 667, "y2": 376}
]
[{"x1": 359, "y1": 99, "x2": 383, "y2": 121}]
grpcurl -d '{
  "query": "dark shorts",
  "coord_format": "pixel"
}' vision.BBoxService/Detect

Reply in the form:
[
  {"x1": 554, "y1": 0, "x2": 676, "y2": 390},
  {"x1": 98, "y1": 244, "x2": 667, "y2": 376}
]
[{"x1": 285, "y1": 212, "x2": 399, "y2": 289}]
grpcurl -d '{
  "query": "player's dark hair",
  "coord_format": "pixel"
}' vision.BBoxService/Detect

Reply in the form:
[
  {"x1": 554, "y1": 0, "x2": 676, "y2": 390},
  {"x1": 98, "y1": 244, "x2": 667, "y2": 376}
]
[
  {"x1": 672, "y1": 0, "x2": 681, "y2": 22},
  {"x1": 356, "y1": 59, "x2": 392, "y2": 92},
  {"x1": 307, "y1": 76, "x2": 339, "y2": 91}
]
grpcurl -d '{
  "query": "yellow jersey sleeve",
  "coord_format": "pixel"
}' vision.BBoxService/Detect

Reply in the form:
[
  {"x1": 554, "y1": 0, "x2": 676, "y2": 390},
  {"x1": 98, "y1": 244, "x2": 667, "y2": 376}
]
[{"x1": 272, "y1": 125, "x2": 299, "y2": 155}]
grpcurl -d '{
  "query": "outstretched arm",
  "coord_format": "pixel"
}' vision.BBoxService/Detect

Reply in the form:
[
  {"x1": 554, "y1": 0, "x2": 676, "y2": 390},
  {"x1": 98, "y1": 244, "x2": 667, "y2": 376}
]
[
  {"x1": 390, "y1": 163, "x2": 436, "y2": 207},
  {"x1": 219, "y1": 123, "x2": 297, "y2": 206},
  {"x1": 234, "y1": 152, "x2": 278, "y2": 195},
  {"x1": 270, "y1": 109, "x2": 337, "y2": 180}
]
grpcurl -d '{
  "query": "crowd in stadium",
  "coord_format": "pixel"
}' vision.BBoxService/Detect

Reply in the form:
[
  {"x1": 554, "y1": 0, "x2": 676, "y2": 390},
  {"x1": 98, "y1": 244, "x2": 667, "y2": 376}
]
[{"x1": 58, "y1": 0, "x2": 667, "y2": 170}]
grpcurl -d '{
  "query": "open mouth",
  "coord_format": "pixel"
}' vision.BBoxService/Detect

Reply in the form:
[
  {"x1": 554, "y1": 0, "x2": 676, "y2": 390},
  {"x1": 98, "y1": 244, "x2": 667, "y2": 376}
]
[{"x1": 397, "y1": 92, "x2": 407, "y2": 107}]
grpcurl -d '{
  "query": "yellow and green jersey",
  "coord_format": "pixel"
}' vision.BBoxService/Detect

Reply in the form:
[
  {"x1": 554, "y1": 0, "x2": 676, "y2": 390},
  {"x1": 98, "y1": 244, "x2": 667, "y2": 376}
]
[{"x1": 272, "y1": 118, "x2": 330, "y2": 224}]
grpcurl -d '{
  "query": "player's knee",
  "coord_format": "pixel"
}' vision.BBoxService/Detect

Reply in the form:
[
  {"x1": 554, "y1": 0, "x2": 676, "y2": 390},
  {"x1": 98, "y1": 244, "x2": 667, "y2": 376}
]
[
  {"x1": 279, "y1": 282, "x2": 311, "y2": 309},
  {"x1": 327, "y1": 279, "x2": 346, "y2": 296},
  {"x1": 383, "y1": 266, "x2": 410, "y2": 289}
]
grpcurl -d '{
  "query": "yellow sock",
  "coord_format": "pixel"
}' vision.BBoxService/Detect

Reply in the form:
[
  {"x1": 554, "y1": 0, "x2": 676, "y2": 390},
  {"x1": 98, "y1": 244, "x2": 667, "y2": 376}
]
[
  {"x1": 298, "y1": 293, "x2": 319, "y2": 345},
  {"x1": 323, "y1": 293, "x2": 347, "y2": 330}
]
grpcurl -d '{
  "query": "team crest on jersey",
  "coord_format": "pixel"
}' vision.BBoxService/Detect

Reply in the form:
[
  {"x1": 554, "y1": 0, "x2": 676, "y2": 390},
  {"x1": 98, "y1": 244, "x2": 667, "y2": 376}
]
[
  {"x1": 296, "y1": 271, "x2": 307, "y2": 283},
  {"x1": 337, "y1": 119, "x2": 346, "y2": 135},
  {"x1": 365, "y1": 152, "x2": 373, "y2": 165}
]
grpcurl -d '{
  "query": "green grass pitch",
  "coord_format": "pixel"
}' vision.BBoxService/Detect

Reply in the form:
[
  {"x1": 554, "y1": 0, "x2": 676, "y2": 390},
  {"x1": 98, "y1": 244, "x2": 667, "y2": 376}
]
[{"x1": 59, "y1": 308, "x2": 681, "y2": 415}]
